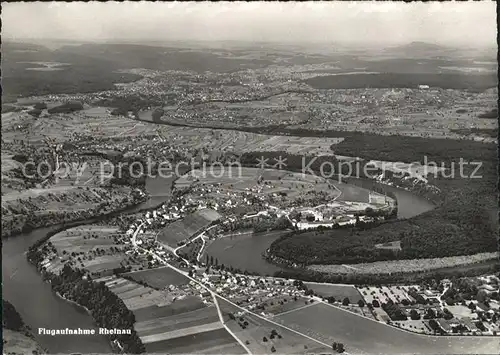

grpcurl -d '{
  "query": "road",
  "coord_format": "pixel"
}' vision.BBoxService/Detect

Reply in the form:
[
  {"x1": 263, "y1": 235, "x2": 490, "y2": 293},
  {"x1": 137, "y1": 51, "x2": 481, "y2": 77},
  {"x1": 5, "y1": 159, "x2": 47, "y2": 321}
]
[
  {"x1": 131, "y1": 224, "x2": 334, "y2": 352},
  {"x1": 212, "y1": 293, "x2": 253, "y2": 355}
]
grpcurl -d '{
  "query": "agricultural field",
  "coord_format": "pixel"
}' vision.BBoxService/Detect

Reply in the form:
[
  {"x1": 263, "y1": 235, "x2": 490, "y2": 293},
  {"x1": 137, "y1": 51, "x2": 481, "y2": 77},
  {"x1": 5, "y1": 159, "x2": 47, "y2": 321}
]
[
  {"x1": 233, "y1": 134, "x2": 344, "y2": 156},
  {"x1": 144, "y1": 328, "x2": 246, "y2": 354},
  {"x1": 1, "y1": 151, "x2": 142, "y2": 238},
  {"x1": 218, "y1": 297, "x2": 331, "y2": 355},
  {"x1": 102, "y1": 276, "x2": 203, "y2": 312},
  {"x1": 139, "y1": 119, "x2": 343, "y2": 157},
  {"x1": 1, "y1": 152, "x2": 27, "y2": 193},
  {"x1": 122, "y1": 266, "x2": 189, "y2": 289},
  {"x1": 260, "y1": 296, "x2": 315, "y2": 316},
  {"x1": 95, "y1": 273, "x2": 245, "y2": 354},
  {"x1": 135, "y1": 305, "x2": 220, "y2": 338},
  {"x1": 132, "y1": 298, "x2": 208, "y2": 323},
  {"x1": 1, "y1": 106, "x2": 158, "y2": 144},
  {"x1": 157, "y1": 208, "x2": 221, "y2": 246},
  {"x1": 42, "y1": 226, "x2": 148, "y2": 276},
  {"x1": 178, "y1": 167, "x2": 342, "y2": 212},
  {"x1": 304, "y1": 282, "x2": 363, "y2": 303},
  {"x1": 275, "y1": 302, "x2": 500, "y2": 354}
]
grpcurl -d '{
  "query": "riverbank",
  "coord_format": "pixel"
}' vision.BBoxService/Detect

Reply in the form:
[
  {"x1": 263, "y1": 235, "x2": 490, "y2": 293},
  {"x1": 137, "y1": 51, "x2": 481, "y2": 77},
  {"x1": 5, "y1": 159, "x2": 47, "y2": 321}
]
[
  {"x1": 1, "y1": 182, "x2": 168, "y2": 354},
  {"x1": 28, "y1": 249, "x2": 145, "y2": 354},
  {"x1": 3, "y1": 300, "x2": 47, "y2": 355},
  {"x1": 265, "y1": 152, "x2": 497, "y2": 270},
  {"x1": 53, "y1": 291, "x2": 124, "y2": 353},
  {"x1": 2, "y1": 188, "x2": 148, "y2": 239}
]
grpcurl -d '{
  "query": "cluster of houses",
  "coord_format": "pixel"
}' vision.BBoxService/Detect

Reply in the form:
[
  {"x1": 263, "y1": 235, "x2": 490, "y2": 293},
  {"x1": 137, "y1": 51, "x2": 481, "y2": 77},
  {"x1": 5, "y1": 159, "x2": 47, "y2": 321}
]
[
  {"x1": 359, "y1": 276, "x2": 500, "y2": 336},
  {"x1": 191, "y1": 269, "x2": 304, "y2": 315}
]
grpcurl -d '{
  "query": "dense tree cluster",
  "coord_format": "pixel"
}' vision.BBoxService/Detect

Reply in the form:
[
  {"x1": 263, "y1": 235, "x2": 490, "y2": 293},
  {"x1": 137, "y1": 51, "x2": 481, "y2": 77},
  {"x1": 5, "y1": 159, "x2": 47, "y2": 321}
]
[
  {"x1": 381, "y1": 300, "x2": 407, "y2": 321},
  {"x1": 304, "y1": 72, "x2": 496, "y2": 91},
  {"x1": 256, "y1": 134, "x2": 497, "y2": 265},
  {"x1": 2, "y1": 300, "x2": 25, "y2": 331},
  {"x1": 332, "y1": 341, "x2": 345, "y2": 353},
  {"x1": 96, "y1": 96, "x2": 163, "y2": 118},
  {"x1": 478, "y1": 108, "x2": 498, "y2": 119},
  {"x1": 33, "y1": 263, "x2": 145, "y2": 353},
  {"x1": 47, "y1": 101, "x2": 84, "y2": 114}
]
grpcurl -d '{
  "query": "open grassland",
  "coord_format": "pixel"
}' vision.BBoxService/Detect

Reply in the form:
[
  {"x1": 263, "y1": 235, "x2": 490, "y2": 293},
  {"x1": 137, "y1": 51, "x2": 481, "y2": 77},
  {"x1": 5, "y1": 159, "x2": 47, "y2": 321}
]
[
  {"x1": 157, "y1": 208, "x2": 221, "y2": 246},
  {"x1": 218, "y1": 298, "x2": 331, "y2": 355},
  {"x1": 276, "y1": 302, "x2": 499, "y2": 354},
  {"x1": 307, "y1": 252, "x2": 499, "y2": 275},
  {"x1": 303, "y1": 283, "x2": 363, "y2": 303},
  {"x1": 123, "y1": 266, "x2": 189, "y2": 289}
]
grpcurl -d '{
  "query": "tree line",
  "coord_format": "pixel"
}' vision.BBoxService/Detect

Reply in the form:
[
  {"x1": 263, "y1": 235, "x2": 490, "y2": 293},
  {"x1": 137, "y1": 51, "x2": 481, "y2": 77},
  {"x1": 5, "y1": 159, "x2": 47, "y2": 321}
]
[
  {"x1": 242, "y1": 135, "x2": 498, "y2": 265},
  {"x1": 32, "y1": 262, "x2": 145, "y2": 353}
]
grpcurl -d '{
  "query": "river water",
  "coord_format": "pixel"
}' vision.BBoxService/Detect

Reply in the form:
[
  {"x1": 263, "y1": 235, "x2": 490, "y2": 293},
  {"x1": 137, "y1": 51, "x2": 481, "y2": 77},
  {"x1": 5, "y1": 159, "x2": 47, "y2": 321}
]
[
  {"x1": 1, "y1": 175, "x2": 174, "y2": 354},
  {"x1": 345, "y1": 178, "x2": 435, "y2": 219},
  {"x1": 2, "y1": 176, "x2": 434, "y2": 353},
  {"x1": 204, "y1": 180, "x2": 436, "y2": 275}
]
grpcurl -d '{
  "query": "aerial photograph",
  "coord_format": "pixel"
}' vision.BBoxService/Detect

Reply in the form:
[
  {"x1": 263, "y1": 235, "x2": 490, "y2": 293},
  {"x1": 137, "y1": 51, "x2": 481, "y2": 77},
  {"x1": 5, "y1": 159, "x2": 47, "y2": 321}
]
[{"x1": 1, "y1": 1, "x2": 499, "y2": 354}]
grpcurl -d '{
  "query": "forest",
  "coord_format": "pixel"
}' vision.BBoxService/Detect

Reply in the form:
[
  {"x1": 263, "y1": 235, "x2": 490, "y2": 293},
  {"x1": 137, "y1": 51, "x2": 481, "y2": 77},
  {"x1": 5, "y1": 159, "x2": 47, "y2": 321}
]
[
  {"x1": 40, "y1": 264, "x2": 145, "y2": 353},
  {"x1": 247, "y1": 134, "x2": 498, "y2": 265},
  {"x1": 303, "y1": 72, "x2": 497, "y2": 91},
  {"x1": 3, "y1": 299, "x2": 25, "y2": 332},
  {"x1": 97, "y1": 95, "x2": 164, "y2": 118},
  {"x1": 47, "y1": 101, "x2": 84, "y2": 114}
]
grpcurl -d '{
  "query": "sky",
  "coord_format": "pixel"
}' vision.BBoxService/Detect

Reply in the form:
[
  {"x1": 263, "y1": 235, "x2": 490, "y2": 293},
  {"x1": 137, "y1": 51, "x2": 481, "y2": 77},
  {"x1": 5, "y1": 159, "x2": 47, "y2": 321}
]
[{"x1": 2, "y1": 1, "x2": 497, "y2": 47}]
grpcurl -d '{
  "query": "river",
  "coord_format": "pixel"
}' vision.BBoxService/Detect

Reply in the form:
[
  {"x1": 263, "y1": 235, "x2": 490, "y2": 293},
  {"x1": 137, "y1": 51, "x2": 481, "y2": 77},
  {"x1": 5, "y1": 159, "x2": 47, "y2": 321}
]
[
  {"x1": 1, "y1": 175, "x2": 175, "y2": 354},
  {"x1": 204, "y1": 181, "x2": 436, "y2": 275},
  {"x1": 2, "y1": 225, "x2": 114, "y2": 353},
  {"x1": 2, "y1": 176, "x2": 434, "y2": 353},
  {"x1": 345, "y1": 178, "x2": 435, "y2": 219}
]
